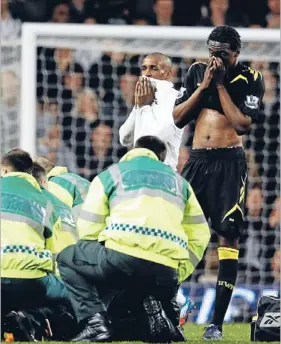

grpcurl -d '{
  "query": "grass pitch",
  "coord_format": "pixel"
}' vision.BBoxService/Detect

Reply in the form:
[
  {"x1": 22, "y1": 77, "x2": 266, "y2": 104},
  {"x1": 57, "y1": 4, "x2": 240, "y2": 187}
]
[{"x1": 19, "y1": 323, "x2": 277, "y2": 343}]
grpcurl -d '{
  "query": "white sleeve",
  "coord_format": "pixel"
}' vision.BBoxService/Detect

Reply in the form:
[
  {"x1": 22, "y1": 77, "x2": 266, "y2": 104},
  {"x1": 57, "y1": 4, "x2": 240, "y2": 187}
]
[{"x1": 119, "y1": 107, "x2": 136, "y2": 147}]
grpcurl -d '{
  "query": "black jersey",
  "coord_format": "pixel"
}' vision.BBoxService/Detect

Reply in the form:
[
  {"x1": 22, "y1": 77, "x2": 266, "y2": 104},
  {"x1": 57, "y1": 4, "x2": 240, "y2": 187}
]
[{"x1": 175, "y1": 62, "x2": 265, "y2": 122}]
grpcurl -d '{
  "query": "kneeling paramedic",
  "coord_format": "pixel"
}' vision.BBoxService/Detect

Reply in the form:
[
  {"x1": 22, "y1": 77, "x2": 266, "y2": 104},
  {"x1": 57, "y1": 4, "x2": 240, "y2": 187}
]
[{"x1": 57, "y1": 136, "x2": 210, "y2": 343}]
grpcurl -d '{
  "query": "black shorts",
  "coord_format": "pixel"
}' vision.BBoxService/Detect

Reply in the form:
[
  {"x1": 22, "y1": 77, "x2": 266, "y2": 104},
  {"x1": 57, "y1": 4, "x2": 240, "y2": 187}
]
[{"x1": 182, "y1": 147, "x2": 247, "y2": 239}]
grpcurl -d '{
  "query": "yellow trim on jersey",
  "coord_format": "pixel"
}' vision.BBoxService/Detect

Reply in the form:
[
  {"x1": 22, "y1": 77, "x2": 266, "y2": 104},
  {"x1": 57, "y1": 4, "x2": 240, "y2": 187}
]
[
  {"x1": 248, "y1": 67, "x2": 262, "y2": 81},
  {"x1": 230, "y1": 74, "x2": 248, "y2": 84},
  {"x1": 218, "y1": 247, "x2": 239, "y2": 260},
  {"x1": 254, "y1": 70, "x2": 259, "y2": 81}
]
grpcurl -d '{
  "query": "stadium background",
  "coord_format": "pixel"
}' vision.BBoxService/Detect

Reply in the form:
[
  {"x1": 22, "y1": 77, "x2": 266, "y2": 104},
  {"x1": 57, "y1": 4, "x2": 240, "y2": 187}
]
[{"x1": 1, "y1": 0, "x2": 280, "y2": 324}]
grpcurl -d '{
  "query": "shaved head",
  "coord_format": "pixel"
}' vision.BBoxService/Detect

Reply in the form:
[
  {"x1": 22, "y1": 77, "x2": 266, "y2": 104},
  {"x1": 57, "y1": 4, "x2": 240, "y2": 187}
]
[
  {"x1": 142, "y1": 52, "x2": 172, "y2": 80},
  {"x1": 145, "y1": 52, "x2": 172, "y2": 71}
]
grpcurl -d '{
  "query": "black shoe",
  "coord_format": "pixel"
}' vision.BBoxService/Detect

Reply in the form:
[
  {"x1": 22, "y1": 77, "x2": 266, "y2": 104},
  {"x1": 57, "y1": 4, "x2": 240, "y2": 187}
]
[
  {"x1": 143, "y1": 295, "x2": 187, "y2": 343},
  {"x1": 3, "y1": 310, "x2": 37, "y2": 342},
  {"x1": 72, "y1": 312, "x2": 112, "y2": 342}
]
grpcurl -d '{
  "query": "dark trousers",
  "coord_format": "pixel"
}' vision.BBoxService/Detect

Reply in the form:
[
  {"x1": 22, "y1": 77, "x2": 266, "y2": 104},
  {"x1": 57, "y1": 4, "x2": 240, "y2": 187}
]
[
  {"x1": 1, "y1": 273, "x2": 69, "y2": 318},
  {"x1": 57, "y1": 240, "x2": 179, "y2": 324}
]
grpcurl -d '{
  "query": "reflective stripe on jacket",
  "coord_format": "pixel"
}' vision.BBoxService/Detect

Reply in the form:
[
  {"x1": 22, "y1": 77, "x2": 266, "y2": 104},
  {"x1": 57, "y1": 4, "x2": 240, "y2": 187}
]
[
  {"x1": 78, "y1": 149, "x2": 210, "y2": 282},
  {"x1": 1, "y1": 172, "x2": 60, "y2": 278},
  {"x1": 42, "y1": 188, "x2": 78, "y2": 253},
  {"x1": 47, "y1": 166, "x2": 90, "y2": 208}
]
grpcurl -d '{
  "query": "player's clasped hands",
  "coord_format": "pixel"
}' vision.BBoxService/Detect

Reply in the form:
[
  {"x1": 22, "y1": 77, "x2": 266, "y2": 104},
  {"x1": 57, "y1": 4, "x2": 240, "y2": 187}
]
[
  {"x1": 135, "y1": 76, "x2": 155, "y2": 107},
  {"x1": 213, "y1": 57, "x2": 226, "y2": 85},
  {"x1": 201, "y1": 56, "x2": 226, "y2": 90}
]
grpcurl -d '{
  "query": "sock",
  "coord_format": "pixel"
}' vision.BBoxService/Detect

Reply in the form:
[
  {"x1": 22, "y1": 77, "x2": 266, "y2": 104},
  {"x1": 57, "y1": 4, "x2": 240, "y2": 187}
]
[{"x1": 211, "y1": 247, "x2": 239, "y2": 331}]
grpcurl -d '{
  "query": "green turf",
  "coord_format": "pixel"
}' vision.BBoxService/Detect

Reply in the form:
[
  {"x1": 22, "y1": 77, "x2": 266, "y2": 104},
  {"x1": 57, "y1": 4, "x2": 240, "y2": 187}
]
[
  {"x1": 18, "y1": 323, "x2": 278, "y2": 343},
  {"x1": 184, "y1": 323, "x2": 276, "y2": 343}
]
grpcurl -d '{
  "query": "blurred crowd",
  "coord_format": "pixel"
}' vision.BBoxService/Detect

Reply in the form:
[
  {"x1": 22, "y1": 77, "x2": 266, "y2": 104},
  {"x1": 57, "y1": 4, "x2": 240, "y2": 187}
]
[
  {"x1": 1, "y1": 0, "x2": 280, "y2": 38},
  {"x1": 1, "y1": 0, "x2": 280, "y2": 287}
]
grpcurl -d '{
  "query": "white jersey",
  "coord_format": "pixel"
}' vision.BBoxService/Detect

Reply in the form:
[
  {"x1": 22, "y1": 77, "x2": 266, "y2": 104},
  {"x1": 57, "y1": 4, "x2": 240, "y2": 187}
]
[{"x1": 119, "y1": 78, "x2": 183, "y2": 171}]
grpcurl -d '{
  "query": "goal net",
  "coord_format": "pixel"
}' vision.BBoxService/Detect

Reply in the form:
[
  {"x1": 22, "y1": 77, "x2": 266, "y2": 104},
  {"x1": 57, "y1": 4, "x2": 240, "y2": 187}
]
[{"x1": 2, "y1": 24, "x2": 280, "y2": 323}]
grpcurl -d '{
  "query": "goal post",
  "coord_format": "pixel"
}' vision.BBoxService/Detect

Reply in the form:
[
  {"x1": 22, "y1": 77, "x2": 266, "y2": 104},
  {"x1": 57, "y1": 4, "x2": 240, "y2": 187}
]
[{"x1": 20, "y1": 23, "x2": 280, "y2": 156}]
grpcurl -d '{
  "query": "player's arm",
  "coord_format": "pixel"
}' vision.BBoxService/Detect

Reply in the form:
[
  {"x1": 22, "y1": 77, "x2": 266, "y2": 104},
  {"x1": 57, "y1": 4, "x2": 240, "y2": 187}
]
[
  {"x1": 119, "y1": 78, "x2": 149, "y2": 146},
  {"x1": 173, "y1": 59, "x2": 216, "y2": 128},
  {"x1": 119, "y1": 107, "x2": 137, "y2": 147},
  {"x1": 215, "y1": 59, "x2": 265, "y2": 135},
  {"x1": 77, "y1": 176, "x2": 109, "y2": 240},
  {"x1": 178, "y1": 183, "x2": 210, "y2": 283}
]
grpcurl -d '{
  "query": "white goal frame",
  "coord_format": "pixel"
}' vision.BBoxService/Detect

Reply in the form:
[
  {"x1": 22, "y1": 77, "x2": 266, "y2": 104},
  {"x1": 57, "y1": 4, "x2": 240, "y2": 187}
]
[{"x1": 20, "y1": 23, "x2": 280, "y2": 156}]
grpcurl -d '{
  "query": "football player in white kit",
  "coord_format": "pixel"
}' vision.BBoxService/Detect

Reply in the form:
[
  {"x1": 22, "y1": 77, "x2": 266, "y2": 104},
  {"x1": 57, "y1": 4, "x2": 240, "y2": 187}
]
[
  {"x1": 119, "y1": 53, "x2": 183, "y2": 172},
  {"x1": 119, "y1": 53, "x2": 195, "y2": 326}
]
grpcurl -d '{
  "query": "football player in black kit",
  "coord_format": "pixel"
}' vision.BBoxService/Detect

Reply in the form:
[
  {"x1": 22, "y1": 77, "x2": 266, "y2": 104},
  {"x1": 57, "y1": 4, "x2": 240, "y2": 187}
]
[{"x1": 174, "y1": 26, "x2": 265, "y2": 340}]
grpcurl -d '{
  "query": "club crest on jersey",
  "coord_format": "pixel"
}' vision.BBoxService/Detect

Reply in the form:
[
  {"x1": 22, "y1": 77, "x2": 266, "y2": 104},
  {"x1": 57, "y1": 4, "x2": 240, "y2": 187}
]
[
  {"x1": 245, "y1": 95, "x2": 259, "y2": 109},
  {"x1": 177, "y1": 87, "x2": 186, "y2": 99}
]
